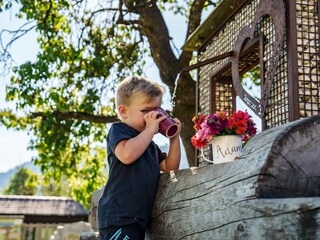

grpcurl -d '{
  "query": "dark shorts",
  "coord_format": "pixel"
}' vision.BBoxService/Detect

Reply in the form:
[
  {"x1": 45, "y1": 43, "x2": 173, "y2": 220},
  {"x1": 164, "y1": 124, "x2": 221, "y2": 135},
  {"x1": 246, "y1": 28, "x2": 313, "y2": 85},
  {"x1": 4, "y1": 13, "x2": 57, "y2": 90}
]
[{"x1": 99, "y1": 222, "x2": 145, "y2": 240}]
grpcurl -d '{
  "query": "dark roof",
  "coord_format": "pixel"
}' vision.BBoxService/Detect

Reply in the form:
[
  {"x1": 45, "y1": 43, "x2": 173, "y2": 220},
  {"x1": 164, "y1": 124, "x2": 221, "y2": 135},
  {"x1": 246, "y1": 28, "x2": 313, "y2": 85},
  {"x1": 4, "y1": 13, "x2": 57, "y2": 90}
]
[
  {"x1": 182, "y1": 0, "x2": 246, "y2": 51},
  {"x1": 0, "y1": 195, "x2": 87, "y2": 217}
]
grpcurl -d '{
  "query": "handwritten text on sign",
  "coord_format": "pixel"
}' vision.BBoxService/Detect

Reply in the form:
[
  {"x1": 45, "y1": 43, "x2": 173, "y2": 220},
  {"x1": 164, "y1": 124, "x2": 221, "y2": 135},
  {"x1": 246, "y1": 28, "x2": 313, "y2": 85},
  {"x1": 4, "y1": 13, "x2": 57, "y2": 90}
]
[{"x1": 215, "y1": 144, "x2": 242, "y2": 158}]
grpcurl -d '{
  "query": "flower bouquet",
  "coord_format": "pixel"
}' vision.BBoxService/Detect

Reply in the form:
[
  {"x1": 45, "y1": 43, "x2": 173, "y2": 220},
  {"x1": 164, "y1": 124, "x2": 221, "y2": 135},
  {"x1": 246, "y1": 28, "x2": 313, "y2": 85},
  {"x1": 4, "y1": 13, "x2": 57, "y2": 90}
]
[{"x1": 191, "y1": 110, "x2": 257, "y2": 163}]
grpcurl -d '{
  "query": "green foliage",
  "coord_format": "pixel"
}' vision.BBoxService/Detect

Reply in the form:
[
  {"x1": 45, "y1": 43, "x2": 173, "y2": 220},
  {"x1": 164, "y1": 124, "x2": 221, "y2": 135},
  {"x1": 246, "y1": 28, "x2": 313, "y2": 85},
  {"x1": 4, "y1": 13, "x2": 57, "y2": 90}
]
[
  {"x1": 241, "y1": 64, "x2": 261, "y2": 100},
  {"x1": 39, "y1": 175, "x2": 72, "y2": 197},
  {"x1": 0, "y1": 0, "x2": 222, "y2": 208},
  {"x1": 4, "y1": 167, "x2": 39, "y2": 195},
  {"x1": 0, "y1": 0, "x2": 126, "y2": 207},
  {"x1": 242, "y1": 64, "x2": 261, "y2": 86}
]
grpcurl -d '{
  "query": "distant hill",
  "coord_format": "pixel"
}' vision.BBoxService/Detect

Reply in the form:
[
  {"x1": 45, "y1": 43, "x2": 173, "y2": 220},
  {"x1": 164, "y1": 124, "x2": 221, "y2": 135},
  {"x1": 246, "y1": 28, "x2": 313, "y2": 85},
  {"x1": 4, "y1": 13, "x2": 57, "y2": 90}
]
[{"x1": 0, "y1": 162, "x2": 40, "y2": 191}]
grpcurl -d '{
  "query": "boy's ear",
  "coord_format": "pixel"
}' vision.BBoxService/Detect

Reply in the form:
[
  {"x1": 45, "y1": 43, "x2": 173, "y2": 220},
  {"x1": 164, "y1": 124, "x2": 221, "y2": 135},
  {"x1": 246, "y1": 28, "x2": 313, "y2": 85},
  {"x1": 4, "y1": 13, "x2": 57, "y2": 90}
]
[{"x1": 118, "y1": 105, "x2": 127, "y2": 119}]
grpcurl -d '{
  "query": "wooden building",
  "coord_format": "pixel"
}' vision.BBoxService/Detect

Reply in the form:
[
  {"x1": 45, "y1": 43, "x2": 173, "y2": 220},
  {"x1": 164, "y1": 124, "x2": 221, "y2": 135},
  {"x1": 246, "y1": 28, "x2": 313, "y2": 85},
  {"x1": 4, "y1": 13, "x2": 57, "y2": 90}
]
[
  {"x1": 0, "y1": 195, "x2": 88, "y2": 240},
  {"x1": 182, "y1": 0, "x2": 320, "y2": 165}
]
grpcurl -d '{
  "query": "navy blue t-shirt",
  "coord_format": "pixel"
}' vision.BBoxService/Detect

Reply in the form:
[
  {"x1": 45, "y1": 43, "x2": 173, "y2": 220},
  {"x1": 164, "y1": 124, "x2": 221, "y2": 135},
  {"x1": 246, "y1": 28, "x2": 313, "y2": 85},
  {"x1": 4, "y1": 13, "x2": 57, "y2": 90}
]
[{"x1": 98, "y1": 122, "x2": 167, "y2": 230}]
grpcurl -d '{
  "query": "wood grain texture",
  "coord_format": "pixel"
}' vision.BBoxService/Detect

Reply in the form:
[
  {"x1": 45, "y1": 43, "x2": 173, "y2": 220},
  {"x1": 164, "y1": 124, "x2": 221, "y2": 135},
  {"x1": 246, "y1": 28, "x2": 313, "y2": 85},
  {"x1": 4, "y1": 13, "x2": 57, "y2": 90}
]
[
  {"x1": 147, "y1": 198, "x2": 320, "y2": 239},
  {"x1": 146, "y1": 115, "x2": 320, "y2": 239}
]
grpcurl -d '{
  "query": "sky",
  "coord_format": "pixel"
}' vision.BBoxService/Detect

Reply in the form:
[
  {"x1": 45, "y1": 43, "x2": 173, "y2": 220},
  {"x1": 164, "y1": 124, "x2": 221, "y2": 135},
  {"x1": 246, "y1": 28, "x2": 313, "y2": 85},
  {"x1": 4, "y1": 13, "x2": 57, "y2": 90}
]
[
  {"x1": 0, "y1": 2, "x2": 199, "y2": 173},
  {"x1": 0, "y1": 6, "x2": 39, "y2": 173}
]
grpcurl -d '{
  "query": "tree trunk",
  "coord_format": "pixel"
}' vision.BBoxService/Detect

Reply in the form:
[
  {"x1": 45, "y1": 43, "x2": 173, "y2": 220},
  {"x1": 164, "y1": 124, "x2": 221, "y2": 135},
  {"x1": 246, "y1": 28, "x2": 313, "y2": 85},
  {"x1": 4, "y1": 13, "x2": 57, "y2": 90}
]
[
  {"x1": 172, "y1": 73, "x2": 196, "y2": 167},
  {"x1": 146, "y1": 115, "x2": 320, "y2": 239},
  {"x1": 134, "y1": 1, "x2": 204, "y2": 167},
  {"x1": 148, "y1": 198, "x2": 320, "y2": 239}
]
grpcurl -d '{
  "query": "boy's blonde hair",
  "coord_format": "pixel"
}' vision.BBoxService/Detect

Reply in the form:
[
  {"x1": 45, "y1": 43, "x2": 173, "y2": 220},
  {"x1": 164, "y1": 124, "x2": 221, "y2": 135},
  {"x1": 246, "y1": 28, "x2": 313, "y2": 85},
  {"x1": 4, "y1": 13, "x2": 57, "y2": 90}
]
[{"x1": 116, "y1": 76, "x2": 164, "y2": 107}]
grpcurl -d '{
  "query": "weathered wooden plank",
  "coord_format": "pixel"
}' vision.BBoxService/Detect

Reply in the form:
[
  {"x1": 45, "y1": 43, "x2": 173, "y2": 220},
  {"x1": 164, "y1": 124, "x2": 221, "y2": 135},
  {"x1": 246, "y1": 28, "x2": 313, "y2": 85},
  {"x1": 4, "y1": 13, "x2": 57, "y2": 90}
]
[
  {"x1": 147, "y1": 198, "x2": 320, "y2": 239},
  {"x1": 146, "y1": 115, "x2": 320, "y2": 239},
  {"x1": 255, "y1": 115, "x2": 320, "y2": 197},
  {"x1": 245, "y1": 115, "x2": 320, "y2": 197}
]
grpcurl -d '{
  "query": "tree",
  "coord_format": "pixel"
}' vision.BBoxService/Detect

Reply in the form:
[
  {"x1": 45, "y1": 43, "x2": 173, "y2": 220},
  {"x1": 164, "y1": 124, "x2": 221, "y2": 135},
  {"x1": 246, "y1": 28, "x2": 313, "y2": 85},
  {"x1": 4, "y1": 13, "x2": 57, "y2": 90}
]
[
  {"x1": 39, "y1": 175, "x2": 71, "y2": 198},
  {"x1": 4, "y1": 167, "x2": 39, "y2": 195},
  {"x1": 0, "y1": 0, "x2": 221, "y2": 206}
]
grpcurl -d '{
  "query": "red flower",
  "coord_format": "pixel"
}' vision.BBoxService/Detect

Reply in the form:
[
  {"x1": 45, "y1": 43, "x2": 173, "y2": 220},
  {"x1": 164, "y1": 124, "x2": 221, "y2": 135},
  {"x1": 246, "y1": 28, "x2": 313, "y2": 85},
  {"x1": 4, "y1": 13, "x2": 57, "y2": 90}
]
[
  {"x1": 191, "y1": 135, "x2": 206, "y2": 149},
  {"x1": 216, "y1": 111, "x2": 228, "y2": 119},
  {"x1": 192, "y1": 113, "x2": 206, "y2": 130},
  {"x1": 191, "y1": 110, "x2": 257, "y2": 149}
]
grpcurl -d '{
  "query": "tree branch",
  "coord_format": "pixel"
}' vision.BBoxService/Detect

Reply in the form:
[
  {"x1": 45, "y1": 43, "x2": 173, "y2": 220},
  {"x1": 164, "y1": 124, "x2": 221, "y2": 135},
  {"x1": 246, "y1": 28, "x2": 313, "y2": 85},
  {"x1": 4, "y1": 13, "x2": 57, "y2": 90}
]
[
  {"x1": 178, "y1": 0, "x2": 207, "y2": 69},
  {"x1": 32, "y1": 111, "x2": 118, "y2": 123},
  {"x1": 127, "y1": 0, "x2": 179, "y2": 88},
  {"x1": 0, "y1": 22, "x2": 37, "y2": 70},
  {"x1": 77, "y1": 7, "x2": 119, "y2": 48}
]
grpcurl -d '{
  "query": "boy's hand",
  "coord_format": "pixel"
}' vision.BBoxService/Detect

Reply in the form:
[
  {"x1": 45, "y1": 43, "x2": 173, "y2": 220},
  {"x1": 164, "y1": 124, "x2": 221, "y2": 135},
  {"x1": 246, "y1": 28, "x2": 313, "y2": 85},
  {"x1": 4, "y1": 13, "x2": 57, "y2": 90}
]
[
  {"x1": 144, "y1": 111, "x2": 167, "y2": 134},
  {"x1": 160, "y1": 117, "x2": 181, "y2": 172}
]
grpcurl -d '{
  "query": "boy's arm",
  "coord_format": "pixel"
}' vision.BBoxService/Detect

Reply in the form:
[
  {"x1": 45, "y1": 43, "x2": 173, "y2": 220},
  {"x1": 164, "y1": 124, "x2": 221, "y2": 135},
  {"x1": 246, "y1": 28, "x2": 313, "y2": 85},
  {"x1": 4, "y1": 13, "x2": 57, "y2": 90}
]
[
  {"x1": 160, "y1": 118, "x2": 181, "y2": 172},
  {"x1": 115, "y1": 112, "x2": 166, "y2": 165}
]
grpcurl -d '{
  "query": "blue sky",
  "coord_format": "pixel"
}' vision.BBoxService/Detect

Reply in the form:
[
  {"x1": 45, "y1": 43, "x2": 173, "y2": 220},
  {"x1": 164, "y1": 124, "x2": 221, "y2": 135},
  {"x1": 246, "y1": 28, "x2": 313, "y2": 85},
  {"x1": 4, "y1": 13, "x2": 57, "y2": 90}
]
[{"x1": 0, "y1": 2, "x2": 199, "y2": 172}]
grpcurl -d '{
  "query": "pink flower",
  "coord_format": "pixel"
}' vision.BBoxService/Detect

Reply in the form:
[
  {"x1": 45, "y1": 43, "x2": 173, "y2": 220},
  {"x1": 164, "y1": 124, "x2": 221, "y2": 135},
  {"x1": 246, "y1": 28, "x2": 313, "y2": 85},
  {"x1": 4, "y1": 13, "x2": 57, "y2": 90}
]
[
  {"x1": 191, "y1": 135, "x2": 205, "y2": 149},
  {"x1": 207, "y1": 114, "x2": 221, "y2": 135},
  {"x1": 192, "y1": 113, "x2": 206, "y2": 130}
]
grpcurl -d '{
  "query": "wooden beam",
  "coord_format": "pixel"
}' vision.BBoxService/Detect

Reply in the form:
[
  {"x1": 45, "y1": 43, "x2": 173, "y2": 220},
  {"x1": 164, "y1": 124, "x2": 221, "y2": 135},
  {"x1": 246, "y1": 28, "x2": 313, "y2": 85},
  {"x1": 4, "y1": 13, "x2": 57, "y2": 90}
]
[{"x1": 146, "y1": 115, "x2": 320, "y2": 238}]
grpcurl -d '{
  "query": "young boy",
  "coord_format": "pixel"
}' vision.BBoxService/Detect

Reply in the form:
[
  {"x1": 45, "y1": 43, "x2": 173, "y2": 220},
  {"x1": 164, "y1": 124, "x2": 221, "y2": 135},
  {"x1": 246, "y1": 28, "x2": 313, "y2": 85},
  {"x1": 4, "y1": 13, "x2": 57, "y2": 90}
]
[{"x1": 98, "y1": 76, "x2": 181, "y2": 240}]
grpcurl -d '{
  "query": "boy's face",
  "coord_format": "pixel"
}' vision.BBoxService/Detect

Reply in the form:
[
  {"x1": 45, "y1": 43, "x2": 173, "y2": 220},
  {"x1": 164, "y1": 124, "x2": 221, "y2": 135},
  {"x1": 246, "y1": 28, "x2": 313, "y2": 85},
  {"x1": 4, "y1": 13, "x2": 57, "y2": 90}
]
[{"x1": 118, "y1": 94, "x2": 162, "y2": 132}]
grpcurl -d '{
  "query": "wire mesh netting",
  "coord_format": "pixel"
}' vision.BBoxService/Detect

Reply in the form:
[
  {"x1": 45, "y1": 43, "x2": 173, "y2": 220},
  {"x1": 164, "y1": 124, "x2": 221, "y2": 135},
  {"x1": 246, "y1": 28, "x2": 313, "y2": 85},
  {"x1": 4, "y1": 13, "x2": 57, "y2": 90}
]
[
  {"x1": 296, "y1": 0, "x2": 320, "y2": 117},
  {"x1": 196, "y1": 0, "x2": 320, "y2": 165}
]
